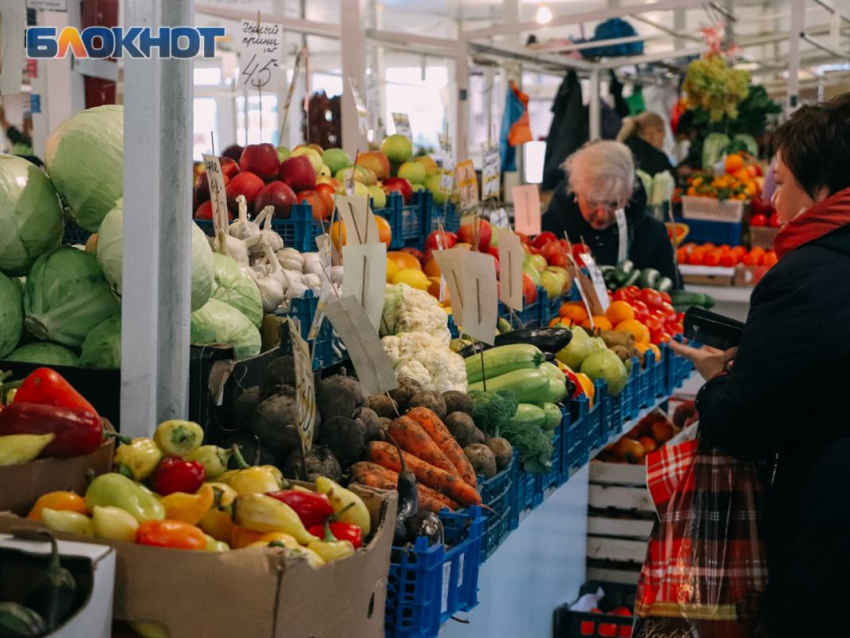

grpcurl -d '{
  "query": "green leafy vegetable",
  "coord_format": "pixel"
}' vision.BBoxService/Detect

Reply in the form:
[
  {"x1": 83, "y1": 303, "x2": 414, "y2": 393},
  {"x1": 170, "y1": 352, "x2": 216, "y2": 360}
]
[
  {"x1": 211, "y1": 253, "x2": 263, "y2": 327},
  {"x1": 7, "y1": 342, "x2": 79, "y2": 366},
  {"x1": 0, "y1": 273, "x2": 23, "y2": 358},
  {"x1": 79, "y1": 316, "x2": 121, "y2": 369},
  {"x1": 190, "y1": 299, "x2": 261, "y2": 360}
]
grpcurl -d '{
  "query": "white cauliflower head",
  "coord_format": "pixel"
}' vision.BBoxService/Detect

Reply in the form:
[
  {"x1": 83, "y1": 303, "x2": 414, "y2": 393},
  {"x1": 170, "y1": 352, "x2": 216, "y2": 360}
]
[
  {"x1": 381, "y1": 331, "x2": 467, "y2": 393},
  {"x1": 381, "y1": 284, "x2": 451, "y2": 345}
]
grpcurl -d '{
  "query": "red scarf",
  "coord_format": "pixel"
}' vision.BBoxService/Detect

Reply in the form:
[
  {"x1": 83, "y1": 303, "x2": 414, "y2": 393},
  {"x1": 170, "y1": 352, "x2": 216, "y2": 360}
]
[{"x1": 774, "y1": 187, "x2": 850, "y2": 259}]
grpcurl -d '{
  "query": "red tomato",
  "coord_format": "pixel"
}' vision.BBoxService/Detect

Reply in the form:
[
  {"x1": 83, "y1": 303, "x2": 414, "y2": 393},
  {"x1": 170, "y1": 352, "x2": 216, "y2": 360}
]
[
  {"x1": 658, "y1": 301, "x2": 677, "y2": 322},
  {"x1": 639, "y1": 288, "x2": 664, "y2": 309},
  {"x1": 731, "y1": 246, "x2": 747, "y2": 257},
  {"x1": 688, "y1": 251, "x2": 704, "y2": 266},
  {"x1": 644, "y1": 314, "x2": 663, "y2": 333},
  {"x1": 667, "y1": 321, "x2": 684, "y2": 335},
  {"x1": 618, "y1": 626, "x2": 632, "y2": 638},
  {"x1": 659, "y1": 291, "x2": 672, "y2": 304},
  {"x1": 532, "y1": 232, "x2": 558, "y2": 249},
  {"x1": 769, "y1": 212, "x2": 781, "y2": 228},
  {"x1": 630, "y1": 300, "x2": 649, "y2": 321},
  {"x1": 580, "y1": 620, "x2": 595, "y2": 636},
  {"x1": 741, "y1": 252, "x2": 760, "y2": 266},
  {"x1": 541, "y1": 241, "x2": 567, "y2": 263},
  {"x1": 750, "y1": 214, "x2": 767, "y2": 227},
  {"x1": 612, "y1": 606, "x2": 632, "y2": 616},
  {"x1": 703, "y1": 251, "x2": 721, "y2": 267},
  {"x1": 656, "y1": 332, "x2": 672, "y2": 344},
  {"x1": 719, "y1": 253, "x2": 737, "y2": 268}
]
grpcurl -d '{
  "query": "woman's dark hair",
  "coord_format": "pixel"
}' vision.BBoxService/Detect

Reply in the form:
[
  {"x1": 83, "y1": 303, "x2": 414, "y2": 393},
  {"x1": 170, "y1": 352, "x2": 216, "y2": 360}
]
[{"x1": 771, "y1": 93, "x2": 850, "y2": 199}]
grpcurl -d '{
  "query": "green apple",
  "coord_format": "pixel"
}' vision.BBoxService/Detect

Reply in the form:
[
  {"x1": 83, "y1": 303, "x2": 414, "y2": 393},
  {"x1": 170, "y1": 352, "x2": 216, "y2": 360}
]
[
  {"x1": 556, "y1": 327, "x2": 597, "y2": 370},
  {"x1": 317, "y1": 164, "x2": 331, "y2": 178},
  {"x1": 525, "y1": 254, "x2": 548, "y2": 273},
  {"x1": 276, "y1": 146, "x2": 290, "y2": 162},
  {"x1": 411, "y1": 183, "x2": 426, "y2": 192},
  {"x1": 381, "y1": 134, "x2": 413, "y2": 163},
  {"x1": 335, "y1": 167, "x2": 363, "y2": 184},
  {"x1": 540, "y1": 271, "x2": 563, "y2": 300},
  {"x1": 415, "y1": 155, "x2": 439, "y2": 176},
  {"x1": 397, "y1": 161, "x2": 427, "y2": 184},
  {"x1": 522, "y1": 264, "x2": 541, "y2": 286},
  {"x1": 353, "y1": 181, "x2": 369, "y2": 197},
  {"x1": 291, "y1": 146, "x2": 323, "y2": 173},
  {"x1": 322, "y1": 148, "x2": 352, "y2": 174},
  {"x1": 544, "y1": 267, "x2": 568, "y2": 293},
  {"x1": 368, "y1": 184, "x2": 387, "y2": 209},
  {"x1": 581, "y1": 349, "x2": 628, "y2": 396}
]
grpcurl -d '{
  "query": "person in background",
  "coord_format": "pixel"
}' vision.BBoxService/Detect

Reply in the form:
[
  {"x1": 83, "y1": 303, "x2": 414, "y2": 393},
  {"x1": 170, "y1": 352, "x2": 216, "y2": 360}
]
[
  {"x1": 615, "y1": 111, "x2": 674, "y2": 176},
  {"x1": 542, "y1": 140, "x2": 679, "y2": 285},
  {"x1": 0, "y1": 105, "x2": 41, "y2": 167},
  {"x1": 672, "y1": 93, "x2": 850, "y2": 637}
]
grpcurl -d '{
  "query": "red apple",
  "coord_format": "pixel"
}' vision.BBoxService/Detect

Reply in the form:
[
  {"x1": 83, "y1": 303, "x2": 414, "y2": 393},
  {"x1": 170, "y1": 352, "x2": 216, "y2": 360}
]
[
  {"x1": 220, "y1": 157, "x2": 240, "y2": 180},
  {"x1": 298, "y1": 189, "x2": 333, "y2": 221},
  {"x1": 315, "y1": 182, "x2": 337, "y2": 200},
  {"x1": 226, "y1": 171, "x2": 265, "y2": 212},
  {"x1": 194, "y1": 200, "x2": 233, "y2": 221},
  {"x1": 382, "y1": 177, "x2": 413, "y2": 204},
  {"x1": 254, "y1": 181, "x2": 298, "y2": 219},
  {"x1": 400, "y1": 247, "x2": 424, "y2": 263},
  {"x1": 193, "y1": 170, "x2": 230, "y2": 210},
  {"x1": 222, "y1": 144, "x2": 243, "y2": 162},
  {"x1": 240, "y1": 143, "x2": 280, "y2": 182},
  {"x1": 532, "y1": 231, "x2": 558, "y2": 249},
  {"x1": 486, "y1": 246, "x2": 500, "y2": 260},
  {"x1": 458, "y1": 218, "x2": 492, "y2": 252},
  {"x1": 280, "y1": 155, "x2": 316, "y2": 192},
  {"x1": 522, "y1": 273, "x2": 537, "y2": 303},
  {"x1": 540, "y1": 241, "x2": 566, "y2": 264},
  {"x1": 515, "y1": 232, "x2": 531, "y2": 245},
  {"x1": 548, "y1": 251, "x2": 570, "y2": 268},
  {"x1": 357, "y1": 151, "x2": 391, "y2": 181},
  {"x1": 425, "y1": 230, "x2": 458, "y2": 250}
]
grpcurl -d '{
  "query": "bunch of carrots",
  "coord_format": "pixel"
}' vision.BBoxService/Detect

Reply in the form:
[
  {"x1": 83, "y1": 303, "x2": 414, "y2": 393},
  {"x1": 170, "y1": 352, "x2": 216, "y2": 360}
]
[{"x1": 350, "y1": 407, "x2": 481, "y2": 513}]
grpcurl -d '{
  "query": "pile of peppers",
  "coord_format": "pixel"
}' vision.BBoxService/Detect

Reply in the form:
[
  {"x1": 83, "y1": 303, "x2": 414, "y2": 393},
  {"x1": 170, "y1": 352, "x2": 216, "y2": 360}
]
[{"x1": 26, "y1": 414, "x2": 372, "y2": 565}]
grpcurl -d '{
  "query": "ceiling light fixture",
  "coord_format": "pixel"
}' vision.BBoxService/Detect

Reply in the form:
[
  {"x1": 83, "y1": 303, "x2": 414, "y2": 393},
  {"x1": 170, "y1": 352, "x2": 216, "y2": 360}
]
[{"x1": 536, "y1": 3, "x2": 553, "y2": 25}]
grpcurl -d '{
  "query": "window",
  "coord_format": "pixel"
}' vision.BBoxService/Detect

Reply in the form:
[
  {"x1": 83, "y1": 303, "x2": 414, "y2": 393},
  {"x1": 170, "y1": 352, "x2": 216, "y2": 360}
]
[
  {"x1": 384, "y1": 65, "x2": 450, "y2": 151},
  {"x1": 236, "y1": 95, "x2": 280, "y2": 147},
  {"x1": 193, "y1": 98, "x2": 218, "y2": 161}
]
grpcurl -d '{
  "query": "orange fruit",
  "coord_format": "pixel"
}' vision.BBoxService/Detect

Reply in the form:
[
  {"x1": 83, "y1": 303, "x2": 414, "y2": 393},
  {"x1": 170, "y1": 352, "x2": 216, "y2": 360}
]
[
  {"x1": 549, "y1": 317, "x2": 565, "y2": 327},
  {"x1": 388, "y1": 251, "x2": 422, "y2": 272},
  {"x1": 560, "y1": 302, "x2": 588, "y2": 324},
  {"x1": 725, "y1": 154, "x2": 744, "y2": 173},
  {"x1": 762, "y1": 251, "x2": 778, "y2": 268},
  {"x1": 581, "y1": 316, "x2": 613, "y2": 331},
  {"x1": 606, "y1": 300, "x2": 635, "y2": 326},
  {"x1": 423, "y1": 258, "x2": 441, "y2": 278},
  {"x1": 616, "y1": 319, "x2": 650, "y2": 344},
  {"x1": 375, "y1": 215, "x2": 392, "y2": 247},
  {"x1": 634, "y1": 342, "x2": 661, "y2": 363},
  {"x1": 427, "y1": 276, "x2": 442, "y2": 299}
]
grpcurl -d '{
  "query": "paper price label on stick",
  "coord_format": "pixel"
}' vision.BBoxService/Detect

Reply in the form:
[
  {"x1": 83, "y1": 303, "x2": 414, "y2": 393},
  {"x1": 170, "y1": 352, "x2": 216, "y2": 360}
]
[
  {"x1": 286, "y1": 319, "x2": 317, "y2": 456},
  {"x1": 434, "y1": 249, "x2": 498, "y2": 345},
  {"x1": 580, "y1": 253, "x2": 611, "y2": 312},
  {"x1": 202, "y1": 154, "x2": 229, "y2": 254},
  {"x1": 336, "y1": 195, "x2": 377, "y2": 246},
  {"x1": 567, "y1": 255, "x2": 604, "y2": 319},
  {"x1": 440, "y1": 135, "x2": 454, "y2": 194},
  {"x1": 456, "y1": 160, "x2": 479, "y2": 213},
  {"x1": 237, "y1": 19, "x2": 283, "y2": 91},
  {"x1": 497, "y1": 228, "x2": 523, "y2": 311},
  {"x1": 342, "y1": 243, "x2": 387, "y2": 331},
  {"x1": 392, "y1": 112, "x2": 412, "y2": 142},
  {"x1": 481, "y1": 145, "x2": 501, "y2": 201},
  {"x1": 324, "y1": 296, "x2": 398, "y2": 396},
  {"x1": 512, "y1": 184, "x2": 541, "y2": 236},
  {"x1": 490, "y1": 208, "x2": 510, "y2": 229}
]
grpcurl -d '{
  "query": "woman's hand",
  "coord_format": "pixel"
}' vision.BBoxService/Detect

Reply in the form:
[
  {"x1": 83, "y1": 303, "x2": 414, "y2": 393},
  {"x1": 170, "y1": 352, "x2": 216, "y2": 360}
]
[{"x1": 670, "y1": 341, "x2": 737, "y2": 382}]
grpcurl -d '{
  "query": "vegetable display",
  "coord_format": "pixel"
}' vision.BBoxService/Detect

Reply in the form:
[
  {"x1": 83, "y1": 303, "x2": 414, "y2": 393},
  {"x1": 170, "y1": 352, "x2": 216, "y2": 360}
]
[
  {"x1": 211, "y1": 253, "x2": 263, "y2": 328},
  {"x1": 190, "y1": 299, "x2": 262, "y2": 359},
  {"x1": 0, "y1": 273, "x2": 23, "y2": 359},
  {"x1": 78, "y1": 316, "x2": 121, "y2": 369}
]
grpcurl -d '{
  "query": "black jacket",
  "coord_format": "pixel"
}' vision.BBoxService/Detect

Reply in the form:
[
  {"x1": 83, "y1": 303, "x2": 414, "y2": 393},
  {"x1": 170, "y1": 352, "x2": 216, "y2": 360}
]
[
  {"x1": 542, "y1": 71, "x2": 588, "y2": 191},
  {"x1": 696, "y1": 223, "x2": 850, "y2": 637},
  {"x1": 624, "y1": 136, "x2": 674, "y2": 177},
  {"x1": 541, "y1": 180, "x2": 680, "y2": 286}
]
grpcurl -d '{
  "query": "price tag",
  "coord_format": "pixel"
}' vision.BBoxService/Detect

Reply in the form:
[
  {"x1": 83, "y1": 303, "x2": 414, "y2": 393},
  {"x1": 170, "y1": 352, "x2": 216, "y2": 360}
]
[
  {"x1": 309, "y1": 235, "x2": 334, "y2": 340},
  {"x1": 434, "y1": 249, "x2": 498, "y2": 345},
  {"x1": 392, "y1": 112, "x2": 412, "y2": 142},
  {"x1": 456, "y1": 160, "x2": 479, "y2": 213},
  {"x1": 512, "y1": 184, "x2": 541, "y2": 236},
  {"x1": 440, "y1": 135, "x2": 455, "y2": 194},
  {"x1": 497, "y1": 228, "x2": 523, "y2": 311},
  {"x1": 0, "y1": 4, "x2": 26, "y2": 96},
  {"x1": 566, "y1": 255, "x2": 604, "y2": 319},
  {"x1": 342, "y1": 243, "x2": 387, "y2": 331},
  {"x1": 336, "y1": 195, "x2": 378, "y2": 246},
  {"x1": 615, "y1": 208, "x2": 628, "y2": 264},
  {"x1": 324, "y1": 296, "x2": 398, "y2": 396},
  {"x1": 202, "y1": 154, "x2": 230, "y2": 255},
  {"x1": 237, "y1": 19, "x2": 283, "y2": 91},
  {"x1": 286, "y1": 319, "x2": 316, "y2": 456},
  {"x1": 348, "y1": 76, "x2": 369, "y2": 137},
  {"x1": 481, "y1": 144, "x2": 501, "y2": 201},
  {"x1": 490, "y1": 208, "x2": 510, "y2": 229},
  {"x1": 580, "y1": 253, "x2": 611, "y2": 312}
]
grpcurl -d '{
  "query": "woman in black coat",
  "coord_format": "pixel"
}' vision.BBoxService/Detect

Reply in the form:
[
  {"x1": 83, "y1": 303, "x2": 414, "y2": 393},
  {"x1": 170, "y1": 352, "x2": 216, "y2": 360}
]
[
  {"x1": 616, "y1": 111, "x2": 674, "y2": 177},
  {"x1": 673, "y1": 94, "x2": 850, "y2": 637}
]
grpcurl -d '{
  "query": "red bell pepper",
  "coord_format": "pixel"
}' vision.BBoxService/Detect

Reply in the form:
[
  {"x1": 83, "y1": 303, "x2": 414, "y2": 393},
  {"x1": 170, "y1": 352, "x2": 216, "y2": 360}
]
[
  {"x1": 307, "y1": 521, "x2": 363, "y2": 549},
  {"x1": 266, "y1": 490, "x2": 334, "y2": 529},
  {"x1": 0, "y1": 402, "x2": 102, "y2": 457},
  {"x1": 151, "y1": 457, "x2": 205, "y2": 496},
  {"x1": 14, "y1": 368, "x2": 98, "y2": 416}
]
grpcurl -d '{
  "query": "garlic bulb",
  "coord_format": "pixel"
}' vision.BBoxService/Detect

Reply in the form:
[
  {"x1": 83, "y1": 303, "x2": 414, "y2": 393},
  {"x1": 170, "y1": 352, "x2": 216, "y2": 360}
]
[{"x1": 229, "y1": 195, "x2": 261, "y2": 241}]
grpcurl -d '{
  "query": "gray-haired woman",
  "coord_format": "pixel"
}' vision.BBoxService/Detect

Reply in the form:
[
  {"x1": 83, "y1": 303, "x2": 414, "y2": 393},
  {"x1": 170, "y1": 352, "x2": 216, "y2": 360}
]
[{"x1": 542, "y1": 140, "x2": 679, "y2": 285}]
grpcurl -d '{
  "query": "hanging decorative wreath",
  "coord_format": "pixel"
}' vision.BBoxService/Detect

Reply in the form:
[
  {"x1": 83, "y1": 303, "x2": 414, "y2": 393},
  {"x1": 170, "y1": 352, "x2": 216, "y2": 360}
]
[{"x1": 682, "y1": 53, "x2": 750, "y2": 122}]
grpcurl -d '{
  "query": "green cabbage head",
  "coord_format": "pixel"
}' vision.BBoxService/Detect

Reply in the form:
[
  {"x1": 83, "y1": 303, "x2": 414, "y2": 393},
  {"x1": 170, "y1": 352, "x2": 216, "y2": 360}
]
[
  {"x1": 0, "y1": 272, "x2": 23, "y2": 358},
  {"x1": 7, "y1": 342, "x2": 79, "y2": 366},
  {"x1": 191, "y1": 298, "x2": 261, "y2": 360},
  {"x1": 79, "y1": 315, "x2": 121, "y2": 369},
  {"x1": 211, "y1": 253, "x2": 263, "y2": 327}
]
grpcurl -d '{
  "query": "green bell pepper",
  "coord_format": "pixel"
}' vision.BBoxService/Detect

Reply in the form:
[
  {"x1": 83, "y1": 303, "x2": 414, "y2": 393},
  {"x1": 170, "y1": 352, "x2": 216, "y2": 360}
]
[{"x1": 85, "y1": 473, "x2": 165, "y2": 523}]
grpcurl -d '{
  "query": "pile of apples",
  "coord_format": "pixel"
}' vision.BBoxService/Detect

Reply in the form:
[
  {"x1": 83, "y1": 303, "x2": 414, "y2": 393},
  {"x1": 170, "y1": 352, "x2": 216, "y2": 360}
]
[
  {"x1": 677, "y1": 242, "x2": 778, "y2": 268},
  {"x1": 522, "y1": 231, "x2": 586, "y2": 302}
]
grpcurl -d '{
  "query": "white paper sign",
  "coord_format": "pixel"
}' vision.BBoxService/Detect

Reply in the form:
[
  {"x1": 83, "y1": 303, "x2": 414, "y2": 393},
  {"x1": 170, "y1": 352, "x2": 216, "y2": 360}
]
[
  {"x1": 512, "y1": 184, "x2": 542, "y2": 236},
  {"x1": 324, "y1": 296, "x2": 398, "y2": 395},
  {"x1": 237, "y1": 20, "x2": 283, "y2": 91},
  {"x1": 0, "y1": 5, "x2": 26, "y2": 96},
  {"x1": 202, "y1": 154, "x2": 229, "y2": 254},
  {"x1": 456, "y1": 160, "x2": 479, "y2": 213},
  {"x1": 392, "y1": 112, "x2": 412, "y2": 141},
  {"x1": 497, "y1": 228, "x2": 523, "y2": 311},
  {"x1": 481, "y1": 145, "x2": 501, "y2": 201},
  {"x1": 580, "y1": 253, "x2": 611, "y2": 312},
  {"x1": 440, "y1": 135, "x2": 455, "y2": 194},
  {"x1": 435, "y1": 249, "x2": 498, "y2": 345},
  {"x1": 286, "y1": 319, "x2": 316, "y2": 455},
  {"x1": 336, "y1": 195, "x2": 378, "y2": 246},
  {"x1": 490, "y1": 208, "x2": 510, "y2": 229},
  {"x1": 342, "y1": 243, "x2": 387, "y2": 331}
]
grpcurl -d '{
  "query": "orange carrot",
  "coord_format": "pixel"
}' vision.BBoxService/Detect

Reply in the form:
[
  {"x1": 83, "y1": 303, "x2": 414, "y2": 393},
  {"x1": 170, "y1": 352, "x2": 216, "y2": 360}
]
[
  {"x1": 368, "y1": 442, "x2": 482, "y2": 507},
  {"x1": 349, "y1": 462, "x2": 459, "y2": 513},
  {"x1": 406, "y1": 407, "x2": 477, "y2": 488},
  {"x1": 387, "y1": 416, "x2": 458, "y2": 476}
]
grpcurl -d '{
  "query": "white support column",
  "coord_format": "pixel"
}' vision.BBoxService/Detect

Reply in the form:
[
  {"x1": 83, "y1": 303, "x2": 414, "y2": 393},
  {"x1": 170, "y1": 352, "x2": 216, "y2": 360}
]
[
  {"x1": 455, "y1": 37, "x2": 470, "y2": 160},
  {"x1": 340, "y1": 0, "x2": 366, "y2": 155},
  {"x1": 122, "y1": 0, "x2": 193, "y2": 436},
  {"x1": 589, "y1": 69, "x2": 601, "y2": 141},
  {"x1": 673, "y1": 8, "x2": 686, "y2": 51},
  {"x1": 788, "y1": 0, "x2": 804, "y2": 113}
]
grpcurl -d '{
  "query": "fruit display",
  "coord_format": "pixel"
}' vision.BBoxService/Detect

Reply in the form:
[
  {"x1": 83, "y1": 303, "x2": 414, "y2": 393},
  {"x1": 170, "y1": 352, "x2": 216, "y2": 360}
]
[
  {"x1": 676, "y1": 242, "x2": 778, "y2": 268},
  {"x1": 682, "y1": 153, "x2": 763, "y2": 202},
  {"x1": 596, "y1": 409, "x2": 681, "y2": 465}
]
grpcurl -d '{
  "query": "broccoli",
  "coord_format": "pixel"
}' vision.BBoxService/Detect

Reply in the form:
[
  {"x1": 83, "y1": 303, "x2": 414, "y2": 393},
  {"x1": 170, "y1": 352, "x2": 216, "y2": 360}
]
[
  {"x1": 470, "y1": 391, "x2": 517, "y2": 436},
  {"x1": 495, "y1": 390, "x2": 518, "y2": 419},
  {"x1": 500, "y1": 418, "x2": 554, "y2": 475}
]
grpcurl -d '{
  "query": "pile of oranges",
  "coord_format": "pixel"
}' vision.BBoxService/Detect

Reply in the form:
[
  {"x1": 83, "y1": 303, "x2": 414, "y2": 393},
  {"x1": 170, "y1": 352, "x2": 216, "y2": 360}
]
[
  {"x1": 677, "y1": 242, "x2": 778, "y2": 268},
  {"x1": 552, "y1": 286, "x2": 683, "y2": 349},
  {"x1": 684, "y1": 153, "x2": 763, "y2": 201}
]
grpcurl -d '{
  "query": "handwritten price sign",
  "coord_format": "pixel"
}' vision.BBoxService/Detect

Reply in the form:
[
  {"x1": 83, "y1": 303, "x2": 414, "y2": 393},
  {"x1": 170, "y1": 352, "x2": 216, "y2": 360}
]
[{"x1": 238, "y1": 19, "x2": 283, "y2": 91}]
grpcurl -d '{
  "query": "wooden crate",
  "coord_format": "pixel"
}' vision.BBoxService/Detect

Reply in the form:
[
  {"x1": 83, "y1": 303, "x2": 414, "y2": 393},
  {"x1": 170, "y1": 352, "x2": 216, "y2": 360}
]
[{"x1": 586, "y1": 462, "x2": 656, "y2": 585}]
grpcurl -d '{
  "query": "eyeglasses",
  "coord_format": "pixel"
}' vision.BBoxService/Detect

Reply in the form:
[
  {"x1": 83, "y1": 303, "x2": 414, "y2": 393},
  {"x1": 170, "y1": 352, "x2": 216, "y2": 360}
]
[{"x1": 576, "y1": 194, "x2": 621, "y2": 212}]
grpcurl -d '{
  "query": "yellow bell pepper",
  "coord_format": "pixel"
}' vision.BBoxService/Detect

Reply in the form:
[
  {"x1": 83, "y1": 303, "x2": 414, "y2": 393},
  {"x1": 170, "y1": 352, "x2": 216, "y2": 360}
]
[
  {"x1": 289, "y1": 546, "x2": 326, "y2": 569},
  {"x1": 315, "y1": 477, "x2": 371, "y2": 536},
  {"x1": 41, "y1": 509, "x2": 94, "y2": 537},
  {"x1": 112, "y1": 436, "x2": 163, "y2": 481},
  {"x1": 91, "y1": 505, "x2": 139, "y2": 542},
  {"x1": 130, "y1": 621, "x2": 169, "y2": 638},
  {"x1": 308, "y1": 521, "x2": 355, "y2": 564},
  {"x1": 243, "y1": 532, "x2": 300, "y2": 550},
  {"x1": 218, "y1": 445, "x2": 282, "y2": 495},
  {"x1": 232, "y1": 494, "x2": 318, "y2": 544},
  {"x1": 27, "y1": 491, "x2": 88, "y2": 521},
  {"x1": 198, "y1": 483, "x2": 237, "y2": 543},
  {"x1": 184, "y1": 445, "x2": 231, "y2": 479},
  {"x1": 0, "y1": 433, "x2": 55, "y2": 466},
  {"x1": 160, "y1": 483, "x2": 215, "y2": 525},
  {"x1": 153, "y1": 420, "x2": 204, "y2": 458},
  {"x1": 203, "y1": 534, "x2": 230, "y2": 553}
]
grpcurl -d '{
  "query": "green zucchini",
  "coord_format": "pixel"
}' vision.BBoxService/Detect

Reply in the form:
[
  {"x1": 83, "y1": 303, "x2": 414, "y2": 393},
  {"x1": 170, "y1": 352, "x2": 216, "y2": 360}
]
[
  {"x1": 671, "y1": 291, "x2": 714, "y2": 308},
  {"x1": 638, "y1": 268, "x2": 660, "y2": 289},
  {"x1": 0, "y1": 603, "x2": 47, "y2": 638},
  {"x1": 468, "y1": 368, "x2": 550, "y2": 403},
  {"x1": 655, "y1": 276, "x2": 673, "y2": 293},
  {"x1": 541, "y1": 403, "x2": 562, "y2": 430},
  {"x1": 464, "y1": 343, "x2": 544, "y2": 384},
  {"x1": 537, "y1": 361, "x2": 566, "y2": 386},
  {"x1": 510, "y1": 404, "x2": 547, "y2": 430},
  {"x1": 622, "y1": 270, "x2": 641, "y2": 288},
  {"x1": 615, "y1": 259, "x2": 634, "y2": 284},
  {"x1": 539, "y1": 377, "x2": 568, "y2": 403}
]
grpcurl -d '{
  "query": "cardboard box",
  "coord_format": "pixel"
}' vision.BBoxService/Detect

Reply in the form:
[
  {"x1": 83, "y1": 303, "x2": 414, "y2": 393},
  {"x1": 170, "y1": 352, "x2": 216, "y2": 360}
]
[
  {"x1": 0, "y1": 531, "x2": 116, "y2": 638},
  {"x1": 0, "y1": 433, "x2": 115, "y2": 516},
  {"x1": 0, "y1": 486, "x2": 397, "y2": 638}
]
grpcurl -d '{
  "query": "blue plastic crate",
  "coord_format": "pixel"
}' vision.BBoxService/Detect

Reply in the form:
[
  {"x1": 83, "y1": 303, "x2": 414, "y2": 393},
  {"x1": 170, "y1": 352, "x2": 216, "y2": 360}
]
[
  {"x1": 584, "y1": 380, "x2": 606, "y2": 450},
  {"x1": 534, "y1": 409, "x2": 567, "y2": 498},
  {"x1": 446, "y1": 314, "x2": 460, "y2": 339},
  {"x1": 425, "y1": 198, "x2": 460, "y2": 233},
  {"x1": 62, "y1": 220, "x2": 92, "y2": 246},
  {"x1": 385, "y1": 507, "x2": 485, "y2": 638},
  {"x1": 478, "y1": 457, "x2": 517, "y2": 560},
  {"x1": 499, "y1": 286, "x2": 544, "y2": 329},
  {"x1": 620, "y1": 363, "x2": 637, "y2": 422},
  {"x1": 565, "y1": 399, "x2": 589, "y2": 473},
  {"x1": 676, "y1": 216, "x2": 743, "y2": 246},
  {"x1": 383, "y1": 191, "x2": 426, "y2": 250},
  {"x1": 514, "y1": 458, "x2": 537, "y2": 515},
  {"x1": 605, "y1": 390, "x2": 623, "y2": 441},
  {"x1": 275, "y1": 291, "x2": 344, "y2": 370},
  {"x1": 197, "y1": 204, "x2": 324, "y2": 253}
]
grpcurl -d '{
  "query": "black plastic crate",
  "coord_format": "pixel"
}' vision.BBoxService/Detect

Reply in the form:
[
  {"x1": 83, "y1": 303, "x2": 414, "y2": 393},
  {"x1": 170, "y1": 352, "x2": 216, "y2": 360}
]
[{"x1": 553, "y1": 581, "x2": 637, "y2": 638}]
